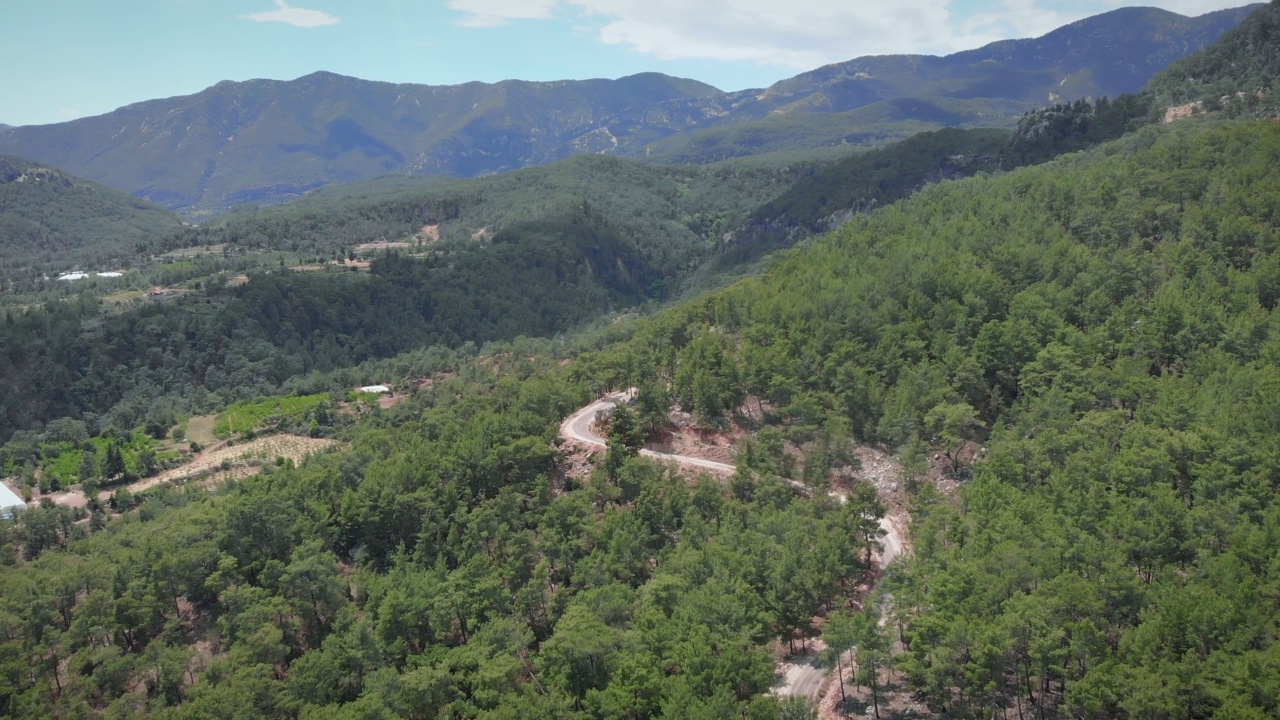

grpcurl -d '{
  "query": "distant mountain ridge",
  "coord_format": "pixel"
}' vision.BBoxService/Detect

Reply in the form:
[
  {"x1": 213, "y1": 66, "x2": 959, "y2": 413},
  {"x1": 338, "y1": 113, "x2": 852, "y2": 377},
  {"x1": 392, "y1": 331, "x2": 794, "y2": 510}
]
[
  {"x1": 754, "y1": 6, "x2": 1256, "y2": 111},
  {"x1": 0, "y1": 4, "x2": 1259, "y2": 212}
]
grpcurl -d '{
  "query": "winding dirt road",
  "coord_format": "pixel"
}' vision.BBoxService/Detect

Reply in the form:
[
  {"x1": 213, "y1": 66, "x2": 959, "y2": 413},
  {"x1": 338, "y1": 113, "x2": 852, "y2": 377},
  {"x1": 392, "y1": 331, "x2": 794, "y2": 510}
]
[
  {"x1": 560, "y1": 390, "x2": 908, "y2": 700},
  {"x1": 561, "y1": 390, "x2": 738, "y2": 474}
]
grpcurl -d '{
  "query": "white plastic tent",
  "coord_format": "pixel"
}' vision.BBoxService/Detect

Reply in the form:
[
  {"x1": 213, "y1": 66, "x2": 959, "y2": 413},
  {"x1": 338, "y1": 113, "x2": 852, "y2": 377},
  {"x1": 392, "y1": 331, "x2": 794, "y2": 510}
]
[{"x1": 0, "y1": 484, "x2": 25, "y2": 518}]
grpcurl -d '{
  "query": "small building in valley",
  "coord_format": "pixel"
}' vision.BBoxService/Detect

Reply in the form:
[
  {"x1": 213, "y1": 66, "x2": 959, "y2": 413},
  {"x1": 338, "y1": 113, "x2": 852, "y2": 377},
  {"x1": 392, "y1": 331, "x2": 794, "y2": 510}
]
[{"x1": 359, "y1": 385, "x2": 391, "y2": 394}]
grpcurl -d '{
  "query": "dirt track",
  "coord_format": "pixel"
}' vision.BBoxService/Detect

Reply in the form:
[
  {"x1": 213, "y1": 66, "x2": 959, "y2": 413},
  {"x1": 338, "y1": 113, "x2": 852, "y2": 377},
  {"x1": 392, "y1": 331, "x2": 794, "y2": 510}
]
[
  {"x1": 561, "y1": 390, "x2": 736, "y2": 474},
  {"x1": 560, "y1": 391, "x2": 909, "y2": 700}
]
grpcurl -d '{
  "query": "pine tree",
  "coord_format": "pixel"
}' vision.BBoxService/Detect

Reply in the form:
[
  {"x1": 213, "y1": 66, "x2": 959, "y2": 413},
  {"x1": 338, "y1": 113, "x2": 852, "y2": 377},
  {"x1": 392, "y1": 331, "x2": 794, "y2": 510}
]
[{"x1": 104, "y1": 443, "x2": 126, "y2": 480}]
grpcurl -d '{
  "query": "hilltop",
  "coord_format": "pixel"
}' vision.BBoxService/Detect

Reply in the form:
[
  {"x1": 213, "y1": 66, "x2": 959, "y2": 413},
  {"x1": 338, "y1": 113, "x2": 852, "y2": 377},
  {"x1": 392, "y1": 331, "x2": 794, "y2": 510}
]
[{"x1": 0, "y1": 156, "x2": 183, "y2": 272}]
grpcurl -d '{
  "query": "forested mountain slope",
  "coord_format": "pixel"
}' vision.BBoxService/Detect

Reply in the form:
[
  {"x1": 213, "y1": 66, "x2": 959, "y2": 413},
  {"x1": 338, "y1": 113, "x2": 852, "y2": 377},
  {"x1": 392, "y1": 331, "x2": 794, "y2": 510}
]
[
  {"x1": 999, "y1": 1, "x2": 1280, "y2": 169},
  {"x1": 710, "y1": 128, "x2": 1009, "y2": 268},
  {"x1": 0, "y1": 5, "x2": 1253, "y2": 211},
  {"x1": 1147, "y1": 0, "x2": 1280, "y2": 114},
  {"x1": 0, "y1": 145, "x2": 840, "y2": 441},
  {"x1": 0, "y1": 207, "x2": 673, "y2": 444},
  {"x1": 0, "y1": 156, "x2": 183, "y2": 272},
  {"x1": 180, "y1": 153, "x2": 810, "y2": 278},
  {"x1": 0, "y1": 346, "x2": 890, "y2": 719},
  {"x1": 640, "y1": 4, "x2": 1259, "y2": 164},
  {"x1": 2, "y1": 112, "x2": 1278, "y2": 720},
  {"x1": 572, "y1": 118, "x2": 1280, "y2": 718}
]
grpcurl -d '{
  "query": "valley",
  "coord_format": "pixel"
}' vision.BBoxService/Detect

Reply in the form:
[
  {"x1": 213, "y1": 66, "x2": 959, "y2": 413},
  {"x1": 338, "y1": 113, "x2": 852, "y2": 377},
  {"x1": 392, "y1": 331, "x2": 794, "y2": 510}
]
[{"x1": 1, "y1": 2, "x2": 1280, "y2": 719}]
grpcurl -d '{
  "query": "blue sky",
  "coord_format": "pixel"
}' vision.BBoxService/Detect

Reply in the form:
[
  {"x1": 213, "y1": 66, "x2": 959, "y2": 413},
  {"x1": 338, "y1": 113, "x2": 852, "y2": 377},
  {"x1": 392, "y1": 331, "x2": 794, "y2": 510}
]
[{"x1": 0, "y1": 0, "x2": 1253, "y2": 126}]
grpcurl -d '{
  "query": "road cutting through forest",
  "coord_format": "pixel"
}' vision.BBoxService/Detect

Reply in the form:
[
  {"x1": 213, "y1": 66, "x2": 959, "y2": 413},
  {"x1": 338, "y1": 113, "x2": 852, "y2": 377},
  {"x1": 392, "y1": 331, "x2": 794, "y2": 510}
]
[{"x1": 559, "y1": 389, "x2": 908, "y2": 700}]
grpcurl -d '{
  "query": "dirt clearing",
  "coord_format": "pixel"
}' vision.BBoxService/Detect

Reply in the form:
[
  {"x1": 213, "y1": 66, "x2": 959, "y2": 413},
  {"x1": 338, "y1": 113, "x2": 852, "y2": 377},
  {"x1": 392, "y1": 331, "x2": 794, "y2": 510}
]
[{"x1": 185, "y1": 415, "x2": 218, "y2": 447}]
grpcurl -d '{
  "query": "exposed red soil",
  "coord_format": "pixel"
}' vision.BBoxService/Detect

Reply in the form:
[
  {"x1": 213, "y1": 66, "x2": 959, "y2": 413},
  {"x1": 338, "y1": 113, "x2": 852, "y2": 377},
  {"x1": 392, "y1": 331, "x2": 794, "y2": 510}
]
[{"x1": 379, "y1": 394, "x2": 409, "y2": 410}]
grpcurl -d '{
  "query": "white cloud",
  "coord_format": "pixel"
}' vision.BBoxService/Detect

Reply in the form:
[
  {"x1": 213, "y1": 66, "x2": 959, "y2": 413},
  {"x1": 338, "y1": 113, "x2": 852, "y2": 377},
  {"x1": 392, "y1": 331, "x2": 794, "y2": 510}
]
[
  {"x1": 242, "y1": 0, "x2": 339, "y2": 28},
  {"x1": 960, "y1": 0, "x2": 1081, "y2": 43},
  {"x1": 581, "y1": 0, "x2": 973, "y2": 68},
  {"x1": 445, "y1": 0, "x2": 1254, "y2": 70},
  {"x1": 447, "y1": 0, "x2": 559, "y2": 27}
]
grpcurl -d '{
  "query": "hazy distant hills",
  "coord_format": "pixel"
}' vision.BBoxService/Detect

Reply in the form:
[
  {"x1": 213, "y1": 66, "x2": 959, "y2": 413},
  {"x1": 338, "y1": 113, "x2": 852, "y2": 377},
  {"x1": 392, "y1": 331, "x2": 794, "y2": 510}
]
[
  {"x1": 0, "y1": 4, "x2": 1258, "y2": 212},
  {"x1": 756, "y1": 6, "x2": 1258, "y2": 111},
  {"x1": 0, "y1": 156, "x2": 182, "y2": 268},
  {"x1": 0, "y1": 72, "x2": 739, "y2": 213}
]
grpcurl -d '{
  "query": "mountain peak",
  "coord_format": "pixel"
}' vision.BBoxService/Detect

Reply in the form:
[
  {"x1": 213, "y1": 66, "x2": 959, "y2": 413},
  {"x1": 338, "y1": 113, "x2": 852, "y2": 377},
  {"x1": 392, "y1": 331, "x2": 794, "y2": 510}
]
[{"x1": 295, "y1": 70, "x2": 357, "y2": 84}]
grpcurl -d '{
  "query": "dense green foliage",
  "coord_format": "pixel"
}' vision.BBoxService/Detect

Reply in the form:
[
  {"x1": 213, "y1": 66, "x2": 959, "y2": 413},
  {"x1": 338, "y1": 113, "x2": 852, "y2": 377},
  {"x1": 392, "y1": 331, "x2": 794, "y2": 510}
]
[
  {"x1": 0, "y1": 208, "x2": 671, "y2": 444},
  {"x1": 1000, "y1": 94, "x2": 1156, "y2": 168},
  {"x1": 1, "y1": 422, "x2": 166, "y2": 495},
  {"x1": 565, "y1": 119, "x2": 1280, "y2": 718},
  {"x1": 6, "y1": 116, "x2": 1280, "y2": 719},
  {"x1": 0, "y1": 150, "x2": 807, "y2": 315},
  {"x1": 0, "y1": 356, "x2": 883, "y2": 719},
  {"x1": 0, "y1": 156, "x2": 183, "y2": 273},
  {"x1": 712, "y1": 129, "x2": 1008, "y2": 268},
  {"x1": 3, "y1": 13, "x2": 1280, "y2": 719},
  {"x1": 181, "y1": 153, "x2": 808, "y2": 278}
]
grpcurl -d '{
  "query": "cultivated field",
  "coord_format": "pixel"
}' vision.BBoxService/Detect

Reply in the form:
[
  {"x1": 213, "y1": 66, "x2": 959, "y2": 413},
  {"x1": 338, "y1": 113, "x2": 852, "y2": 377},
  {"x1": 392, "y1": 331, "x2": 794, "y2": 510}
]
[{"x1": 130, "y1": 434, "x2": 340, "y2": 491}]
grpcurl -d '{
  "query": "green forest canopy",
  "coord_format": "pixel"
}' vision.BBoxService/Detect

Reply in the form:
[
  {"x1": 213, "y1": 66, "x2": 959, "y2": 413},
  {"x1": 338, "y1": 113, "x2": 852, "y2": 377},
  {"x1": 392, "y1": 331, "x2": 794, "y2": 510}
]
[
  {"x1": 3, "y1": 5, "x2": 1280, "y2": 714},
  {"x1": 1, "y1": 109, "x2": 1279, "y2": 718},
  {"x1": 570, "y1": 117, "x2": 1280, "y2": 719}
]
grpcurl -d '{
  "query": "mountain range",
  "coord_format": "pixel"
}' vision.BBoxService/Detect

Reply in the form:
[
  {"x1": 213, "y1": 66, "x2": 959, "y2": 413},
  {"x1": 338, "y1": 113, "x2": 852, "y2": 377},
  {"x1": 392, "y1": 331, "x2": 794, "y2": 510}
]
[{"x1": 0, "y1": 4, "x2": 1260, "y2": 213}]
